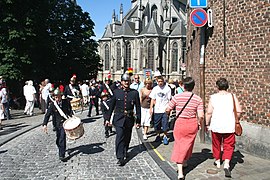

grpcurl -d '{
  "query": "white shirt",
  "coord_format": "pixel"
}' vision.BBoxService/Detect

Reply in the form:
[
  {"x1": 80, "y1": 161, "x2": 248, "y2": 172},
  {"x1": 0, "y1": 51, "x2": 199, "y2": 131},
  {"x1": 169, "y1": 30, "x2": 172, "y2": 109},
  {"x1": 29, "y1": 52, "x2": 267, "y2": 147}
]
[
  {"x1": 80, "y1": 83, "x2": 89, "y2": 96},
  {"x1": 0, "y1": 88, "x2": 8, "y2": 104},
  {"x1": 42, "y1": 83, "x2": 51, "y2": 100},
  {"x1": 24, "y1": 85, "x2": 36, "y2": 101},
  {"x1": 149, "y1": 84, "x2": 171, "y2": 113},
  {"x1": 209, "y1": 93, "x2": 236, "y2": 133},
  {"x1": 130, "y1": 81, "x2": 144, "y2": 91}
]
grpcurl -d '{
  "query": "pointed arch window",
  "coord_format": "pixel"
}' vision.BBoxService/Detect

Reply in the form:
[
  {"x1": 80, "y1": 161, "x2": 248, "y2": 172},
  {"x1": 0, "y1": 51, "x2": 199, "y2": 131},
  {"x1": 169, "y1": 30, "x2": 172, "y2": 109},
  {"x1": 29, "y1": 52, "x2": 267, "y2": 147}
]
[
  {"x1": 172, "y1": 42, "x2": 178, "y2": 72},
  {"x1": 126, "y1": 41, "x2": 131, "y2": 69},
  {"x1": 148, "y1": 41, "x2": 154, "y2": 70},
  {"x1": 116, "y1": 42, "x2": 121, "y2": 70},
  {"x1": 139, "y1": 42, "x2": 144, "y2": 70},
  {"x1": 104, "y1": 44, "x2": 110, "y2": 70}
]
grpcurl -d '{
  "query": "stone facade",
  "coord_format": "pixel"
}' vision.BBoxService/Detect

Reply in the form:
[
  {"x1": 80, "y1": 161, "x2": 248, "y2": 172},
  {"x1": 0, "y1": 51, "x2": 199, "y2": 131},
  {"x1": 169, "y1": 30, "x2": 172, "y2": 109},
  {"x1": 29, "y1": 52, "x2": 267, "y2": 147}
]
[
  {"x1": 186, "y1": 0, "x2": 270, "y2": 158},
  {"x1": 98, "y1": 0, "x2": 187, "y2": 81}
]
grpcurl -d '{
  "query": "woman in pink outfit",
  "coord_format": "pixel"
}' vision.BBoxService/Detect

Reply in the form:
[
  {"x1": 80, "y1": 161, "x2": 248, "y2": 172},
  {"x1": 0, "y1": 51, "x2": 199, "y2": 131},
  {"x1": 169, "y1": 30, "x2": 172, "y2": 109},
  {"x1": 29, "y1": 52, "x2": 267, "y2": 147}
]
[{"x1": 166, "y1": 77, "x2": 204, "y2": 180}]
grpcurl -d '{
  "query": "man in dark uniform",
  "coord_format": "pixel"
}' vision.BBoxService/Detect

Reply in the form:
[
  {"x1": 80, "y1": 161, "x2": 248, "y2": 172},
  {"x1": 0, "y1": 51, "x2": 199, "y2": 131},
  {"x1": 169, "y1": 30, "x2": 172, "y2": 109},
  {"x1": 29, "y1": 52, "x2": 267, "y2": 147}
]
[
  {"x1": 42, "y1": 88, "x2": 73, "y2": 161},
  {"x1": 88, "y1": 82, "x2": 100, "y2": 117},
  {"x1": 108, "y1": 73, "x2": 141, "y2": 166}
]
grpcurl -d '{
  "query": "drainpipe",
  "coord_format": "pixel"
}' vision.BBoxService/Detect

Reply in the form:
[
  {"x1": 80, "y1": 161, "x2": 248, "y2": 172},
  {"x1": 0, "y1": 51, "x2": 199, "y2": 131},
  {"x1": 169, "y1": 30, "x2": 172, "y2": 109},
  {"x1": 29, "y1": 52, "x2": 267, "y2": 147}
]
[{"x1": 199, "y1": 26, "x2": 206, "y2": 143}]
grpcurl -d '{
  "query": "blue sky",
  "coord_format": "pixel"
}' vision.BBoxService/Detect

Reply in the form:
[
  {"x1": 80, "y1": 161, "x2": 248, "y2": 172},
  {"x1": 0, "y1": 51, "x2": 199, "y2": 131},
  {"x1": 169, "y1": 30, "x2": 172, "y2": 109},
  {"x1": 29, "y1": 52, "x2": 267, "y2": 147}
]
[{"x1": 77, "y1": 0, "x2": 131, "y2": 40}]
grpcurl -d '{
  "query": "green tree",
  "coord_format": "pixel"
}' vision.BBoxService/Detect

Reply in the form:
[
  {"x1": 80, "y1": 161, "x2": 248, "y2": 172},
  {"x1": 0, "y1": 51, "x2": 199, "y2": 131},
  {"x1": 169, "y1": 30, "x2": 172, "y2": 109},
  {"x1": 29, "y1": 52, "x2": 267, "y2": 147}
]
[
  {"x1": 0, "y1": 0, "x2": 101, "y2": 82},
  {"x1": 46, "y1": 0, "x2": 101, "y2": 81}
]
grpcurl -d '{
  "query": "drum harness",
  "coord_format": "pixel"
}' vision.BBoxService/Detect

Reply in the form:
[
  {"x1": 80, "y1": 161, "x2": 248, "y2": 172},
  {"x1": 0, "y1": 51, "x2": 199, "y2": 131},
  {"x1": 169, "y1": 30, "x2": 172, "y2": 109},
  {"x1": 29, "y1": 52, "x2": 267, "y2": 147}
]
[{"x1": 48, "y1": 95, "x2": 68, "y2": 120}]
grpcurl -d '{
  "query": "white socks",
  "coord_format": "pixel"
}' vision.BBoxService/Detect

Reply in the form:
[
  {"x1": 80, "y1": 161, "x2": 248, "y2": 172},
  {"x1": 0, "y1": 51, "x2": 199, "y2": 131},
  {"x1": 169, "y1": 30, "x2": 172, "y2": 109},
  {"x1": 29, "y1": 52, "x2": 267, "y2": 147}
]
[
  {"x1": 215, "y1": 159, "x2": 221, "y2": 168},
  {"x1": 177, "y1": 163, "x2": 184, "y2": 178},
  {"x1": 224, "y1": 159, "x2": 230, "y2": 169}
]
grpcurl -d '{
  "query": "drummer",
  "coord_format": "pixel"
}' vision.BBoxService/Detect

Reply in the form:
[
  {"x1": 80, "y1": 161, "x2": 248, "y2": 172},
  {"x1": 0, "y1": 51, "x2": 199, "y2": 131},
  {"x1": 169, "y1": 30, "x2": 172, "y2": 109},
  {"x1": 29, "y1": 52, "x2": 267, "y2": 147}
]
[
  {"x1": 64, "y1": 76, "x2": 80, "y2": 101},
  {"x1": 42, "y1": 88, "x2": 73, "y2": 161}
]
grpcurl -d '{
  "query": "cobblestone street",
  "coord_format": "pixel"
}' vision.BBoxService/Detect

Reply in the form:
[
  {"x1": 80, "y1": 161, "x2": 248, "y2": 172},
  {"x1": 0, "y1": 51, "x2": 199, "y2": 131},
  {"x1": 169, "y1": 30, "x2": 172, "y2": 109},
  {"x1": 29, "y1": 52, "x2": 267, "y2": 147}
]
[{"x1": 0, "y1": 112, "x2": 168, "y2": 180}]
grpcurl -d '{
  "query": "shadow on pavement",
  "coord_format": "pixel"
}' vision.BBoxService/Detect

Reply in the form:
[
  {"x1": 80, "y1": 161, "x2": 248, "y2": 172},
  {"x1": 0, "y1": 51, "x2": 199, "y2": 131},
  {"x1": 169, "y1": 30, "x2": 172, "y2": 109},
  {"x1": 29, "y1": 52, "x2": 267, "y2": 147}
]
[
  {"x1": 0, "y1": 150, "x2": 8, "y2": 154},
  {"x1": 81, "y1": 118, "x2": 97, "y2": 124},
  {"x1": 0, "y1": 123, "x2": 30, "y2": 136},
  {"x1": 230, "y1": 150, "x2": 245, "y2": 171},
  {"x1": 66, "y1": 142, "x2": 105, "y2": 160},
  {"x1": 125, "y1": 144, "x2": 147, "y2": 164},
  {"x1": 184, "y1": 148, "x2": 213, "y2": 176}
]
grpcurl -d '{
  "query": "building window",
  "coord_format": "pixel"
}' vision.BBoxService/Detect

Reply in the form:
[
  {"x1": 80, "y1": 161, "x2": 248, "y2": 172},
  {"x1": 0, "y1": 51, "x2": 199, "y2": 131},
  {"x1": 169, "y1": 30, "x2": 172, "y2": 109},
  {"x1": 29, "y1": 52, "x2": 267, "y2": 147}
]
[
  {"x1": 172, "y1": 42, "x2": 178, "y2": 72},
  {"x1": 105, "y1": 44, "x2": 110, "y2": 70},
  {"x1": 148, "y1": 41, "x2": 154, "y2": 70},
  {"x1": 151, "y1": 5, "x2": 158, "y2": 22},
  {"x1": 126, "y1": 41, "x2": 131, "y2": 69},
  {"x1": 140, "y1": 42, "x2": 144, "y2": 70},
  {"x1": 116, "y1": 42, "x2": 121, "y2": 70}
]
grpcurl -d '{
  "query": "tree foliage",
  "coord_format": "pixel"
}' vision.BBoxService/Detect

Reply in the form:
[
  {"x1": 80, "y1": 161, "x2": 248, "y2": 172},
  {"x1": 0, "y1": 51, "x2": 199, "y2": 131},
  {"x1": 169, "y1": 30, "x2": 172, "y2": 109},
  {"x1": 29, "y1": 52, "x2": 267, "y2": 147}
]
[{"x1": 0, "y1": 0, "x2": 101, "y2": 82}]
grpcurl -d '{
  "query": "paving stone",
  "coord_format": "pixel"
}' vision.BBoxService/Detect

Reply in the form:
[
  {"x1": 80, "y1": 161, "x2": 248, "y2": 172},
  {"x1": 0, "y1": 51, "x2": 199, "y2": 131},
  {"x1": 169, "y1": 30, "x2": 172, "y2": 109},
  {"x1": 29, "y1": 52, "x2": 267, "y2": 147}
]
[{"x1": 0, "y1": 112, "x2": 169, "y2": 179}]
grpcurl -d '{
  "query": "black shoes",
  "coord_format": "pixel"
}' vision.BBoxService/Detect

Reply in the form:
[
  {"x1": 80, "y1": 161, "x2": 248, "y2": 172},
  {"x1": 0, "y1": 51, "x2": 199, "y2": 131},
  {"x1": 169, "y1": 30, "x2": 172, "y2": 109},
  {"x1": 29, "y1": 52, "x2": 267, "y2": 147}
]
[
  {"x1": 59, "y1": 156, "x2": 66, "y2": 162},
  {"x1": 116, "y1": 158, "x2": 125, "y2": 166},
  {"x1": 224, "y1": 168, "x2": 231, "y2": 178}
]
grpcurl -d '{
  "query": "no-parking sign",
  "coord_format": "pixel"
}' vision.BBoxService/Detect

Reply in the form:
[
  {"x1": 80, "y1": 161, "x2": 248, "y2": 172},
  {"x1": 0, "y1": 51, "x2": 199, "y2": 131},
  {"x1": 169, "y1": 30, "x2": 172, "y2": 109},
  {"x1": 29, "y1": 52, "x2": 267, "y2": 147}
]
[{"x1": 190, "y1": 8, "x2": 208, "y2": 27}]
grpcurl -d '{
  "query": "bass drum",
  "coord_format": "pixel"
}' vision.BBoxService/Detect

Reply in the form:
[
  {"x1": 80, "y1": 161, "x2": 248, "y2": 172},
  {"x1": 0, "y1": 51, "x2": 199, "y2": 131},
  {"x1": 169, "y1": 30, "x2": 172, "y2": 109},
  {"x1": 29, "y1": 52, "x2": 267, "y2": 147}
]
[{"x1": 63, "y1": 116, "x2": 84, "y2": 140}]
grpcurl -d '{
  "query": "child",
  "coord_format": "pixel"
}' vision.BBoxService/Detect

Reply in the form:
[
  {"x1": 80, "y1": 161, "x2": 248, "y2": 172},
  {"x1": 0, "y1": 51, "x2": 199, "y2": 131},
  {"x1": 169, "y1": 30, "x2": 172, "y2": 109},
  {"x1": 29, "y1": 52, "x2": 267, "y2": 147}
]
[{"x1": 100, "y1": 92, "x2": 113, "y2": 138}]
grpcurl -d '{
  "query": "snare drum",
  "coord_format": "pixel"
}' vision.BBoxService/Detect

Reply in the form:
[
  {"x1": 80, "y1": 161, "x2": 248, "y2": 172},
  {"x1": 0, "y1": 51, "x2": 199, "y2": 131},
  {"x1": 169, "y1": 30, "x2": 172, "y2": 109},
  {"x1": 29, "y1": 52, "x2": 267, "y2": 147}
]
[
  {"x1": 70, "y1": 98, "x2": 81, "y2": 111},
  {"x1": 63, "y1": 116, "x2": 84, "y2": 140}
]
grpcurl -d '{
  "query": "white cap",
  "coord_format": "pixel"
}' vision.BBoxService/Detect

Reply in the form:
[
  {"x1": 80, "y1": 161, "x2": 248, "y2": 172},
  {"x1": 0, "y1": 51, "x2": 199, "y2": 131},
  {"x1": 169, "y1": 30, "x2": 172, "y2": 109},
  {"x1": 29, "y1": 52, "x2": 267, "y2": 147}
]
[{"x1": 153, "y1": 70, "x2": 161, "y2": 77}]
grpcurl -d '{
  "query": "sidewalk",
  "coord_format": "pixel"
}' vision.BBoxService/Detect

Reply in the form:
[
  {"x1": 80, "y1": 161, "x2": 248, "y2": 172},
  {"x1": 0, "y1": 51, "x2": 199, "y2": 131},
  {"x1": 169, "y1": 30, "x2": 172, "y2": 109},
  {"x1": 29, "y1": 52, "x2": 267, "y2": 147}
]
[
  {"x1": 139, "y1": 127, "x2": 270, "y2": 179},
  {"x1": 0, "y1": 108, "x2": 44, "y2": 146}
]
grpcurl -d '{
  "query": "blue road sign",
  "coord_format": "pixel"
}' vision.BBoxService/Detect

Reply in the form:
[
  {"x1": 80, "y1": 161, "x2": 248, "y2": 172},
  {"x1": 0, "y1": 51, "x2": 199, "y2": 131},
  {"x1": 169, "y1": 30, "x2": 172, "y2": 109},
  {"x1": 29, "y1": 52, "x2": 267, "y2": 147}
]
[
  {"x1": 190, "y1": 9, "x2": 208, "y2": 27},
  {"x1": 190, "y1": 0, "x2": 207, "y2": 8}
]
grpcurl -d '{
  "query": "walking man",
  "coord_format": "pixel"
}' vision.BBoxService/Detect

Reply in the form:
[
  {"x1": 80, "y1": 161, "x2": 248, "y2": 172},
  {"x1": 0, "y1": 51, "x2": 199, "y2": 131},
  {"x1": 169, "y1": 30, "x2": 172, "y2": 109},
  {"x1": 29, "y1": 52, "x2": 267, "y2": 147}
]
[
  {"x1": 149, "y1": 76, "x2": 171, "y2": 145},
  {"x1": 108, "y1": 73, "x2": 141, "y2": 166},
  {"x1": 23, "y1": 80, "x2": 36, "y2": 116}
]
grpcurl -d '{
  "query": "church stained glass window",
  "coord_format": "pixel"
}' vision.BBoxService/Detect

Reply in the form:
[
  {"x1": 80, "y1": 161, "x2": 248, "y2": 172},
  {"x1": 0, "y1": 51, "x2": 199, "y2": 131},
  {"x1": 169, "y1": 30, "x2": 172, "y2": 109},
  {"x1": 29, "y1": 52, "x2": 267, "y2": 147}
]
[
  {"x1": 126, "y1": 41, "x2": 131, "y2": 68},
  {"x1": 148, "y1": 41, "x2": 154, "y2": 70},
  {"x1": 172, "y1": 42, "x2": 178, "y2": 72},
  {"x1": 116, "y1": 42, "x2": 121, "y2": 70},
  {"x1": 140, "y1": 42, "x2": 144, "y2": 70},
  {"x1": 105, "y1": 44, "x2": 110, "y2": 70}
]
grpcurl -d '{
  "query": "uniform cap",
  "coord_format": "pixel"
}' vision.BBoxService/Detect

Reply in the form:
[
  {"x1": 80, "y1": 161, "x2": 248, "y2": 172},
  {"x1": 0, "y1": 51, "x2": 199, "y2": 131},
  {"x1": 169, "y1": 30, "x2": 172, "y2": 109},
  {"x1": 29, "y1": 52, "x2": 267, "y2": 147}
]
[
  {"x1": 121, "y1": 73, "x2": 130, "y2": 81},
  {"x1": 53, "y1": 88, "x2": 61, "y2": 96}
]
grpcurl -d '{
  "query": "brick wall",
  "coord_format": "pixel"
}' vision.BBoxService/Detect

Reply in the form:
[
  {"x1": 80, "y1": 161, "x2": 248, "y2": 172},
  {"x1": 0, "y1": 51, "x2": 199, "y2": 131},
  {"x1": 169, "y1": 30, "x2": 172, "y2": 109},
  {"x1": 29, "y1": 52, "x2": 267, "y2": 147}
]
[{"x1": 186, "y1": 0, "x2": 270, "y2": 126}]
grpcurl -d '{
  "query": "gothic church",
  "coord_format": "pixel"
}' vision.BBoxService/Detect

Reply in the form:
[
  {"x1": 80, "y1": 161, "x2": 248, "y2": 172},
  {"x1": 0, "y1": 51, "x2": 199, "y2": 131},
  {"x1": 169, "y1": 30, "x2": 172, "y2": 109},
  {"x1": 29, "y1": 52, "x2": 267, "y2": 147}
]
[{"x1": 98, "y1": 0, "x2": 187, "y2": 80}]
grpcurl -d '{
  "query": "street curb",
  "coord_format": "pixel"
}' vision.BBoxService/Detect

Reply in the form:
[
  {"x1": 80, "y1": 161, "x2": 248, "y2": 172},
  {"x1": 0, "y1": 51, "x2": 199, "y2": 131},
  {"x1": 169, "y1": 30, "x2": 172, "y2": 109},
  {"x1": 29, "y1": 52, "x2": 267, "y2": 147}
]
[{"x1": 136, "y1": 128, "x2": 178, "y2": 180}]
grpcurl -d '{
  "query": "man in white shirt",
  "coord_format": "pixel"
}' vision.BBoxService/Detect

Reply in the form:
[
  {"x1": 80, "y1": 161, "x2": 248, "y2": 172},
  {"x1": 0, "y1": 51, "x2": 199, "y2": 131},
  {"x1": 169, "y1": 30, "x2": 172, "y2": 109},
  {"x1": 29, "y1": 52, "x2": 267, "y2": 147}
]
[
  {"x1": 80, "y1": 80, "x2": 89, "y2": 105},
  {"x1": 130, "y1": 74, "x2": 144, "y2": 93},
  {"x1": 23, "y1": 80, "x2": 36, "y2": 116},
  {"x1": 149, "y1": 76, "x2": 171, "y2": 145},
  {"x1": 42, "y1": 79, "x2": 52, "y2": 107}
]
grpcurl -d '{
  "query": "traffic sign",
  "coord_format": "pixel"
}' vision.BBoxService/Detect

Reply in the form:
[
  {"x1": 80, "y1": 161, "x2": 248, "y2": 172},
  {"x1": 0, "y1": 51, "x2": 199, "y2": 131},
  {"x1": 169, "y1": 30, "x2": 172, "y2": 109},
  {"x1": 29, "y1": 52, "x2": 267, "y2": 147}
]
[
  {"x1": 190, "y1": 8, "x2": 208, "y2": 27},
  {"x1": 190, "y1": 0, "x2": 207, "y2": 8}
]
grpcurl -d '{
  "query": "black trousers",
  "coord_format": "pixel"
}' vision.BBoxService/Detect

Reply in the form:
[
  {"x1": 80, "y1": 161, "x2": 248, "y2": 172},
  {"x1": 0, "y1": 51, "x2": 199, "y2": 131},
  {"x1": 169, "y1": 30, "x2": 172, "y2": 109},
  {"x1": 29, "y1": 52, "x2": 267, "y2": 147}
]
[
  {"x1": 114, "y1": 123, "x2": 133, "y2": 159},
  {"x1": 88, "y1": 98, "x2": 99, "y2": 116},
  {"x1": 56, "y1": 125, "x2": 66, "y2": 157}
]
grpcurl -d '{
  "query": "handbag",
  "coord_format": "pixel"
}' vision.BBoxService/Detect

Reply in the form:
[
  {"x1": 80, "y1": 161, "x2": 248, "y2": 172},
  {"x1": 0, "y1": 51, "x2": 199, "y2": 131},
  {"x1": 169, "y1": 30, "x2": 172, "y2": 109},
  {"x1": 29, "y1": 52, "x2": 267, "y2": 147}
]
[{"x1": 232, "y1": 94, "x2": 242, "y2": 136}]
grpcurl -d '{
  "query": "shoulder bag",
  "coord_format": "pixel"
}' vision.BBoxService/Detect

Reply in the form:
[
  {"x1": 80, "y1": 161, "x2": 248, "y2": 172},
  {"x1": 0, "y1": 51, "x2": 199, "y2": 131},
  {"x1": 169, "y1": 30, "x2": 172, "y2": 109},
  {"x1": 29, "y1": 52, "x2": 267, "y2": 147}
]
[
  {"x1": 232, "y1": 93, "x2": 242, "y2": 136},
  {"x1": 175, "y1": 93, "x2": 194, "y2": 119}
]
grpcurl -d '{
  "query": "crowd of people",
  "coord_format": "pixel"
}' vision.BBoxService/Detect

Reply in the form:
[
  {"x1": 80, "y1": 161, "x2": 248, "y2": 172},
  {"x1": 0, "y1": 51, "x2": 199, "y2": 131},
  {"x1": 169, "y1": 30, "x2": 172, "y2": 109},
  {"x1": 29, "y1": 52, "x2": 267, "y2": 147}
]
[{"x1": 0, "y1": 72, "x2": 242, "y2": 179}]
